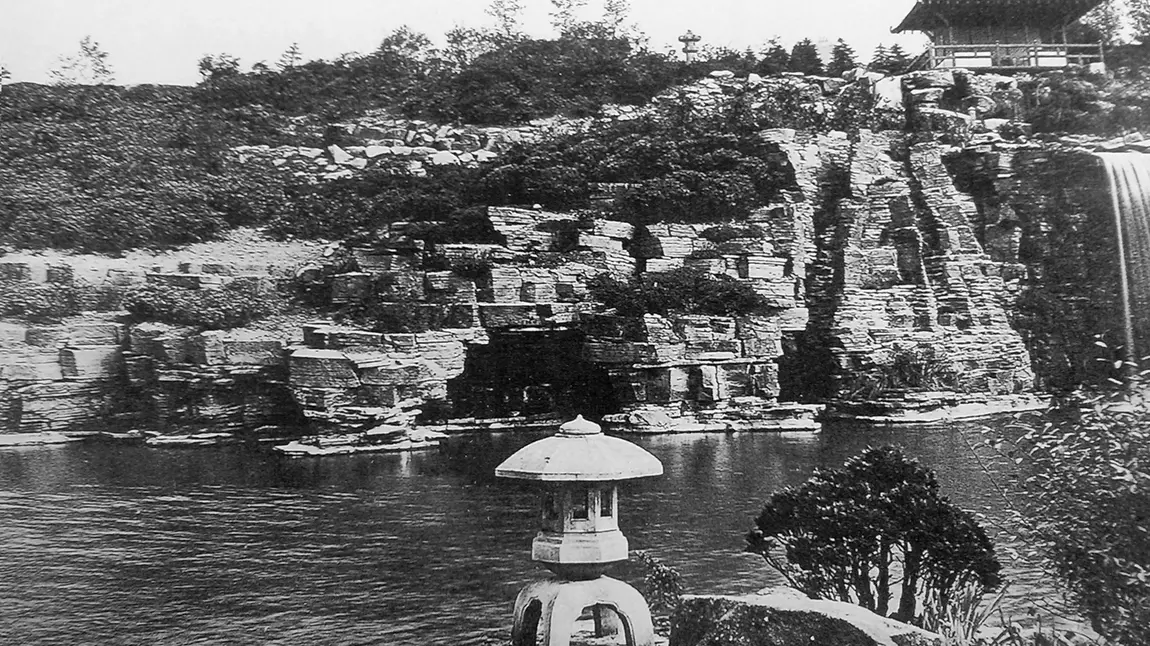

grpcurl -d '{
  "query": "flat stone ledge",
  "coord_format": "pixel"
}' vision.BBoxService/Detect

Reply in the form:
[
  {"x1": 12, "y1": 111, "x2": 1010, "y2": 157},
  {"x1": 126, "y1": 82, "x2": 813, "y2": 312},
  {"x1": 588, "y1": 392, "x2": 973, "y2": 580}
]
[
  {"x1": 822, "y1": 393, "x2": 1049, "y2": 424},
  {"x1": 0, "y1": 432, "x2": 82, "y2": 447}
]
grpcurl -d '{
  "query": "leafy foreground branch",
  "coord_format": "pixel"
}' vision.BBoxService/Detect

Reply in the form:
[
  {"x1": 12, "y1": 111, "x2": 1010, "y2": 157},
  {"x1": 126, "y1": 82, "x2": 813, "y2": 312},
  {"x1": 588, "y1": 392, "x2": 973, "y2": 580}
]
[{"x1": 986, "y1": 387, "x2": 1150, "y2": 646}]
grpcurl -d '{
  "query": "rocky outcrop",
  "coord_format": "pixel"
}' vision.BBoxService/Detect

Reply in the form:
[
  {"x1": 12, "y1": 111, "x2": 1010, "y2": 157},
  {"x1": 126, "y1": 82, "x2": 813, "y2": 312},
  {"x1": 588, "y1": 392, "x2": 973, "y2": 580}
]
[
  {"x1": 233, "y1": 71, "x2": 901, "y2": 184},
  {"x1": 0, "y1": 319, "x2": 127, "y2": 435},
  {"x1": 11, "y1": 70, "x2": 1130, "y2": 443},
  {"x1": 127, "y1": 323, "x2": 300, "y2": 437},
  {"x1": 670, "y1": 588, "x2": 941, "y2": 646}
]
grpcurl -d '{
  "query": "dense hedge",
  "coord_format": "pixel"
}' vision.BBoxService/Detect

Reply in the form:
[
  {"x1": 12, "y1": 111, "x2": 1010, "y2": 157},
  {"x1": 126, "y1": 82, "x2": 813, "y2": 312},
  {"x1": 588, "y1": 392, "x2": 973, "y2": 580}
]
[{"x1": 124, "y1": 282, "x2": 286, "y2": 329}]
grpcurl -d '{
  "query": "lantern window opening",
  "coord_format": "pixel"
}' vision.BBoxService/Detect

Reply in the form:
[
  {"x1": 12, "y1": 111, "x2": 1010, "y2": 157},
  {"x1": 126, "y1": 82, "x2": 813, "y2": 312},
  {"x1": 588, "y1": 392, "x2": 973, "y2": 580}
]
[
  {"x1": 600, "y1": 488, "x2": 614, "y2": 517},
  {"x1": 572, "y1": 488, "x2": 590, "y2": 520}
]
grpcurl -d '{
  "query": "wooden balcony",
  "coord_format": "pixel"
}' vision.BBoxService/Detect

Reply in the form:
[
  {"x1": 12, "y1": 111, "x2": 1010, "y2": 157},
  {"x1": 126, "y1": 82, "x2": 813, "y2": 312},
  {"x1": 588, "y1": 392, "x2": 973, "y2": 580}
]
[{"x1": 928, "y1": 43, "x2": 1104, "y2": 70}]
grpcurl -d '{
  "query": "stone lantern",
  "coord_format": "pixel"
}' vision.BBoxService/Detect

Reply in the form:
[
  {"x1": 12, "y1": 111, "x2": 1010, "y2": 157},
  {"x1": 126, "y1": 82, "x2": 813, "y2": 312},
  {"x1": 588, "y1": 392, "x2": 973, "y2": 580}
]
[
  {"x1": 496, "y1": 415, "x2": 663, "y2": 646},
  {"x1": 678, "y1": 30, "x2": 702, "y2": 63}
]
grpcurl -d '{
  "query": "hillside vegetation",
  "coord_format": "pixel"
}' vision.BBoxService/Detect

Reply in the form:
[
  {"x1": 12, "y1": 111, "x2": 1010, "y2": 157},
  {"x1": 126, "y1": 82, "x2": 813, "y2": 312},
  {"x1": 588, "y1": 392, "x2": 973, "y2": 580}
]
[{"x1": 4, "y1": 24, "x2": 1150, "y2": 256}]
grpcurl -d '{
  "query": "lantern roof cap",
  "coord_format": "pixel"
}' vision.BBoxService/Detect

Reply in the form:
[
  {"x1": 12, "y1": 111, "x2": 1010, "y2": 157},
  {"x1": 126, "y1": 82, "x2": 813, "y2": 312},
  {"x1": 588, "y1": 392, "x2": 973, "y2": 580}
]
[{"x1": 495, "y1": 415, "x2": 664, "y2": 482}]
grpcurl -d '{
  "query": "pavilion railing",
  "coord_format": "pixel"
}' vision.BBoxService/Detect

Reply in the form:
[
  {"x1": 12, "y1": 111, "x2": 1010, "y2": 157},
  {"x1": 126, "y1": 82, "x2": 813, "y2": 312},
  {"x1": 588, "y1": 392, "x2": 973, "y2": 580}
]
[{"x1": 929, "y1": 43, "x2": 1104, "y2": 69}]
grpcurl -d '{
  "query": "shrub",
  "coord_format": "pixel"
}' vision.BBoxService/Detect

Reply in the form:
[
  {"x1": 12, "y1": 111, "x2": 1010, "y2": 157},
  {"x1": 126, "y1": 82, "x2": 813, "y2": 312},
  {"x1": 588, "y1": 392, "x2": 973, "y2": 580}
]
[
  {"x1": 745, "y1": 446, "x2": 1002, "y2": 625},
  {"x1": 987, "y1": 389, "x2": 1150, "y2": 645},
  {"x1": 124, "y1": 282, "x2": 284, "y2": 329},
  {"x1": 634, "y1": 551, "x2": 685, "y2": 613},
  {"x1": 1016, "y1": 70, "x2": 1114, "y2": 134},
  {"x1": 479, "y1": 114, "x2": 792, "y2": 222},
  {"x1": 266, "y1": 167, "x2": 495, "y2": 243},
  {"x1": 0, "y1": 281, "x2": 84, "y2": 323},
  {"x1": 587, "y1": 267, "x2": 769, "y2": 318},
  {"x1": 846, "y1": 344, "x2": 959, "y2": 399},
  {"x1": 698, "y1": 224, "x2": 764, "y2": 244}
]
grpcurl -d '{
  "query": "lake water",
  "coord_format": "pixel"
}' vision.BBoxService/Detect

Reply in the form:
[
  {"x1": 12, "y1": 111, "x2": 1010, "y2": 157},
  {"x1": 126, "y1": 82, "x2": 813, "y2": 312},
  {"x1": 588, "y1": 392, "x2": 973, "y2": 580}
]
[{"x1": 0, "y1": 419, "x2": 1063, "y2": 645}]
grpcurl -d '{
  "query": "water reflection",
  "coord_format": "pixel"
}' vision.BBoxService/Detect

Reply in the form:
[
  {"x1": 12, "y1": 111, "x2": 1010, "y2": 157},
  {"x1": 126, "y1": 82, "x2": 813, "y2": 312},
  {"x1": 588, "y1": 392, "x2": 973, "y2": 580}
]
[{"x1": 0, "y1": 420, "x2": 1054, "y2": 645}]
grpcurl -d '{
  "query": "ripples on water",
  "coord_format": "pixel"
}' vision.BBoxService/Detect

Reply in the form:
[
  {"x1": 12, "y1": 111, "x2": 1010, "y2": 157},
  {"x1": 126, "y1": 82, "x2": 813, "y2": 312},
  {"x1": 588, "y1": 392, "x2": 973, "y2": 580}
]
[{"x1": 0, "y1": 420, "x2": 1060, "y2": 645}]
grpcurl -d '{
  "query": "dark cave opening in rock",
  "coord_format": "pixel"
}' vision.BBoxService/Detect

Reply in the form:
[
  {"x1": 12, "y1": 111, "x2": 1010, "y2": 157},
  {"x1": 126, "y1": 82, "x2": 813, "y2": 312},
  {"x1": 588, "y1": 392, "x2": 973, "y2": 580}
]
[{"x1": 447, "y1": 329, "x2": 619, "y2": 420}]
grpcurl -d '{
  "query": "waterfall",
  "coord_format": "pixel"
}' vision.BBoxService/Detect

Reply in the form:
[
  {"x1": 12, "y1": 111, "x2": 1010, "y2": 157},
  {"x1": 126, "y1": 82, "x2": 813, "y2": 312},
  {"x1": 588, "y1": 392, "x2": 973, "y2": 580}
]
[{"x1": 1098, "y1": 153, "x2": 1150, "y2": 366}]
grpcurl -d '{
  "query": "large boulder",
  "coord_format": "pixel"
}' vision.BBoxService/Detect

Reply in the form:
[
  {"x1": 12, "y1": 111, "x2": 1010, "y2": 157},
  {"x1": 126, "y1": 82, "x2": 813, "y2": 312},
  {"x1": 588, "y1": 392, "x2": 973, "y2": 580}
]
[{"x1": 670, "y1": 587, "x2": 942, "y2": 646}]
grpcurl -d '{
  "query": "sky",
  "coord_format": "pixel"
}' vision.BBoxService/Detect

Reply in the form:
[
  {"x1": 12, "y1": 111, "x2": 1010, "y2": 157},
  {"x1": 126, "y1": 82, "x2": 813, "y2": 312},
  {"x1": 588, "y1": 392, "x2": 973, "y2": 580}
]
[{"x1": 0, "y1": 0, "x2": 928, "y2": 86}]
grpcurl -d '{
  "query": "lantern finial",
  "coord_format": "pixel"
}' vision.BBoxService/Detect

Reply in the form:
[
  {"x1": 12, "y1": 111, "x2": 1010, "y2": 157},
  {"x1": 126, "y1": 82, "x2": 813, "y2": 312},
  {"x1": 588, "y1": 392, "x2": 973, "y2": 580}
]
[{"x1": 558, "y1": 415, "x2": 600, "y2": 436}]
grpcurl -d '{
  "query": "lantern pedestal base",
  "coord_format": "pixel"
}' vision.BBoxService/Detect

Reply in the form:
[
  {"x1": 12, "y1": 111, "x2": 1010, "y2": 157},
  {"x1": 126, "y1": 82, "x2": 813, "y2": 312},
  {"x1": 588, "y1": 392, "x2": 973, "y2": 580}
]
[{"x1": 511, "y1": 576, "x2": 655, "y2": 646}]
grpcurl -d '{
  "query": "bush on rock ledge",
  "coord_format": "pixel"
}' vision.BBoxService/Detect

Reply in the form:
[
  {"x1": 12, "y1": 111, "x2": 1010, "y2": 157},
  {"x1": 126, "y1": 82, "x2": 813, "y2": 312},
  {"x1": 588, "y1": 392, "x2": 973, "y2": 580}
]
[{"x1": 588, "y1": 267, "x2": 770, "y2": 318}]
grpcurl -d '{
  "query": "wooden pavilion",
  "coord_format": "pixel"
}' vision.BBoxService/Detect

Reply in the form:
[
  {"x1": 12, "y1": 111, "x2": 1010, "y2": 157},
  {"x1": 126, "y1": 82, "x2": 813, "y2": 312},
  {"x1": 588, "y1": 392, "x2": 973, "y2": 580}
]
[{"x1": 893, "y1": 0, "x2": 1107, "y2": 70}]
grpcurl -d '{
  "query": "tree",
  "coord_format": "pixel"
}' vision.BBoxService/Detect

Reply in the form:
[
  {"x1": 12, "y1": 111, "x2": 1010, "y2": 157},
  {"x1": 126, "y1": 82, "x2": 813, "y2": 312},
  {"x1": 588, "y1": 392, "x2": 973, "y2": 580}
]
[
  {"x1": 600, "y1": 0, "x2": 640, "y2": 42},
  {"x1": 826, "y1": 38, "x2": 858, "y2": 77},
  {"x1": 886, "y1": 44, "x2": 911, "y2": 74},
  {"x1": 486, "y1": 0, "x2": 525, "y2": 39},
  {"x1": 869, "y1": 44, "x2": 891, "y2": 73},
  {"x1": 49, "y1": 36, "x2": 114, "y2": 85},
  {"x1": 549, "y1": 0, "x2": 589, "y2": 35},
  {"x1": 757, "y1": 39, "x2": 790, "y2": 76},
  {"x1": 277, "y1": 42, "x2": 302, "y2": 72},
  {"x1": 444, "y1": 26, "x2": 501, "y2": 68},
  {"x1": 745, "y1": 446, "x2": 1002, "y2": 626},
  {"x1": 197, "y1": 53, "x2": 240, "y2": 81},
  {"x1": 376, "y1": 27, "x2": 434, "y2": 64},
  {"x1": 788, "y1": 38, "x2": 824, "y2": 76}
]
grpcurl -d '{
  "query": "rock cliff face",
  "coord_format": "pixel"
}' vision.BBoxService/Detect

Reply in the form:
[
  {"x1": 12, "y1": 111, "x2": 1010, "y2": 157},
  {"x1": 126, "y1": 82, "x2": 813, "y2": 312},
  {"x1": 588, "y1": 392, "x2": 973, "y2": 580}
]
[
  {"x1": 949, "y1": 145, "x2": 1127, "y2": 389},
  {"x1": 793, "y1": 129, "x2": 1037, "y2": 418}
]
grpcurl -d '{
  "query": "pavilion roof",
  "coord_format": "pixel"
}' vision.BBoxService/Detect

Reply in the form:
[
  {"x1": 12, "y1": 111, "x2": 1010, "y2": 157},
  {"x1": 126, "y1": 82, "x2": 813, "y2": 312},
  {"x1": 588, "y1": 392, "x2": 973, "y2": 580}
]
[{"x1": 894, "y1": 0, "x2": 1107, "y2": 32}]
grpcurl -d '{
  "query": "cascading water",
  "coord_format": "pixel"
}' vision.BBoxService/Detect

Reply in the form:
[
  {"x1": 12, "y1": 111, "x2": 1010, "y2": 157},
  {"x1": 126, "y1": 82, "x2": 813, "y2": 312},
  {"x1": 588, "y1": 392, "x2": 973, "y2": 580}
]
[{"x1": 1098, "y1": 152, "x2": 1150, "y2": 368}]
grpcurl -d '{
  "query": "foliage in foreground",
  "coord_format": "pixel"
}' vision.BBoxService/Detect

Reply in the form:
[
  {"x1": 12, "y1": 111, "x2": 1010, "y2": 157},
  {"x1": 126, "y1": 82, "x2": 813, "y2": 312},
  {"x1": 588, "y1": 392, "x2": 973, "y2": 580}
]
[
  {"x1": 986, "y1": 384, "x2": 1150, "y2": 646},
  {"x1": 634, "y1": 550, "x2": 685, "y2": 613},
  {"x1": 745, "y1": 446, "x2": 1003, "y2": 627}
]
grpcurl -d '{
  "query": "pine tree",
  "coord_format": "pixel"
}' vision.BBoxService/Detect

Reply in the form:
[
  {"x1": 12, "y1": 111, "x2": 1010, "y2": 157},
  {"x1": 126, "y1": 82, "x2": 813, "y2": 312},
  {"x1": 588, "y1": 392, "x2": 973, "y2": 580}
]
[
  {"x1": 826, "y1": 39, "x2": 858, "y2": 77},
  {"x1": 757, "y1": 38, "x2": 790, "y2": 76},
  {"x1": 277, "y1": 42, "x2": 302, "y2": 72},
  {"x1": 869, "y1": 44, "x2": 891, "y2": 73},
  {"x1": 887, "y1": 44, "x2": 911, "y2": 74},
  {"x1": 789, "y1": 38, "x2": 824, "y2": 76}
]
